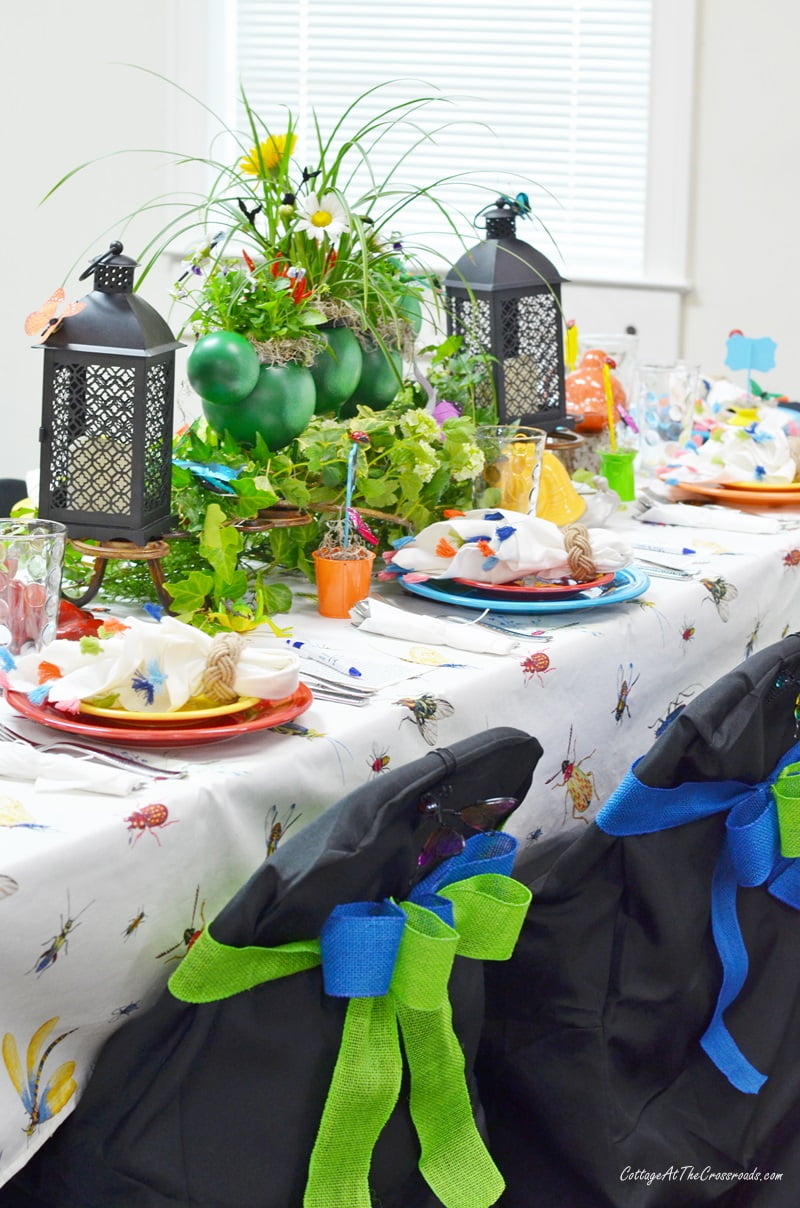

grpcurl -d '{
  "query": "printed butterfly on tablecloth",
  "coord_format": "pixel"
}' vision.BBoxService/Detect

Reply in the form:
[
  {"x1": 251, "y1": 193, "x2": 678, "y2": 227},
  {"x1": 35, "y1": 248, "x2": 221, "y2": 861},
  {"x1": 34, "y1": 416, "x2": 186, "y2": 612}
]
[{"x1": 25, "y1": 288, "x2": 86, "y2": 342}]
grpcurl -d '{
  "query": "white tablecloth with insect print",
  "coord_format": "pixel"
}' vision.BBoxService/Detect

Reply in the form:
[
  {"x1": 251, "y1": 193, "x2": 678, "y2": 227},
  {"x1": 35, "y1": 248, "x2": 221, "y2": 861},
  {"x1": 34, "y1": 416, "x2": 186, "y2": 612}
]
[{"x1": 3, "y1": 503, "x2": 800, "y2": 1185}]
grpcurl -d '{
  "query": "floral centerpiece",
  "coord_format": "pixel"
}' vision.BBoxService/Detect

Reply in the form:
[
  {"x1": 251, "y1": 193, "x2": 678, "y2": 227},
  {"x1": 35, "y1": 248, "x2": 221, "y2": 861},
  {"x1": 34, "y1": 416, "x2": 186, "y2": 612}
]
[
  {"x1": 49, "y1": 79, "x2": 496, "y2": 629},
  {"x1": 139, "y1": 82, "x2": 467, "y2": 433}
]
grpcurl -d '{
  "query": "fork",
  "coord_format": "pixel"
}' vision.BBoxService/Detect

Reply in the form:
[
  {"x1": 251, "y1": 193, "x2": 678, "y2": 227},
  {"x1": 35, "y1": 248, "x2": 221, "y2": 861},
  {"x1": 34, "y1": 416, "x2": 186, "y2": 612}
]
[{"x1": 0, "y1": 723, "x2": 186, "y2": 778}]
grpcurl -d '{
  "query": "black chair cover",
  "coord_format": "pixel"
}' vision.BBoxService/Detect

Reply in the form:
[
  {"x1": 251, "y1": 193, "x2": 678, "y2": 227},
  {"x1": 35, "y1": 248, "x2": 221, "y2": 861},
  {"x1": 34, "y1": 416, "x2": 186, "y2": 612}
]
[
  {"x1": 2, "y1": 725, "x2": 541, "y2": 1208},
  {"x1": 477, "y1": 634, "x2": 800, "y2": 1207}
]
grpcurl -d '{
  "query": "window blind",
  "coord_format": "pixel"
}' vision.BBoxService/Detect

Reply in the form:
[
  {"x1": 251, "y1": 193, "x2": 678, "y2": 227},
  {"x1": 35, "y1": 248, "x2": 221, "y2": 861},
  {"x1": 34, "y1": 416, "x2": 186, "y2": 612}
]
[{"x1": 232, "y1": 0, "x2": 652, "y2": 280}]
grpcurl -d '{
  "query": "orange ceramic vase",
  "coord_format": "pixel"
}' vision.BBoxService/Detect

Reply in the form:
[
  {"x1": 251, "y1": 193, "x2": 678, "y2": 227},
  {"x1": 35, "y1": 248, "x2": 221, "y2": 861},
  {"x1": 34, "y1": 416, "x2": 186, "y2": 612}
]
[{"x1": 565, "y1": 349, "x2": 627, "y2": 434}]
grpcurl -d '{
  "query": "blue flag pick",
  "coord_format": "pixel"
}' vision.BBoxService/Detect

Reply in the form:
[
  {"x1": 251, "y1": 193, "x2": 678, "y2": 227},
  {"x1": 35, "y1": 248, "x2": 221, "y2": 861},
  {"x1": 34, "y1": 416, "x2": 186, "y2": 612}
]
[{"x1": 724, "y1": 330, "x2": 777, "y2": 398}]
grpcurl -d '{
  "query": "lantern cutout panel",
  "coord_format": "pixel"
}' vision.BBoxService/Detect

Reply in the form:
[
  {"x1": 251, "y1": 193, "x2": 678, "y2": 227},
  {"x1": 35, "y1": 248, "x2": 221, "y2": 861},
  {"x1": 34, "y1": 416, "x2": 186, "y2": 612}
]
[
  {"x1": 444, "y1": 202, "x2": 569, "y2": 431},
  {"x1": 36, "y1": 242, "x2": 183, "y2": 544}
]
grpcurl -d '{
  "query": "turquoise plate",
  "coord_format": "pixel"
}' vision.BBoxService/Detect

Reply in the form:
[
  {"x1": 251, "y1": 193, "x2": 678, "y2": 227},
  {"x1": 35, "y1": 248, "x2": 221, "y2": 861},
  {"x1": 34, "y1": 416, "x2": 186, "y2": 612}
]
[{"x1": 397, "y1": 566, "x2": 650, "y2": 614}]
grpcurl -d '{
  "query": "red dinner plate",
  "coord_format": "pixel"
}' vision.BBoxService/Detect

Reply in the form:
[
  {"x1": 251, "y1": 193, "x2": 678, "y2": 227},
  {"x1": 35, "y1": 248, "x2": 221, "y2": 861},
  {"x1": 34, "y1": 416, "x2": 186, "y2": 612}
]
[
  {"x1": 4, "y1": 683, "x2": 314, "y2": 746},
  {"x1": 452, "y1": 571, "x2": 615, "y2": 597}
]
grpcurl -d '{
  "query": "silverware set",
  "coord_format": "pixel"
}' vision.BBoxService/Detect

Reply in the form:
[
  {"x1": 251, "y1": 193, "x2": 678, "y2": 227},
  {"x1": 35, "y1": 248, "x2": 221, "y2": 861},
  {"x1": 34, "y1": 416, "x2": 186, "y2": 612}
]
[
  {"x1": 300, "y1": 669, "x2": 379, "y2": 707},
  {"x1": 0, "y1": 721, "x2": 186, "y2": 778}
]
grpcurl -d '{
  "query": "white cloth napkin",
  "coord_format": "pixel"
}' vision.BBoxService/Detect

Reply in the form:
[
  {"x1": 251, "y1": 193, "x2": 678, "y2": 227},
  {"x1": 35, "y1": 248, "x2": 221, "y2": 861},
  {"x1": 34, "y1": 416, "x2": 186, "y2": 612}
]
[
  {"x1": 5, "y1": 615, "x2": 300, "y2": 713},
  {"x1": 350, "y1": 598, "x2": 517, "y2": 655},
  {"x1": 387, "y1": 509, "x2": 632, "y2": 584},
  {"x1": 661, "y1": 423, "x2": 797, "y2": 486},
  {"x1": 0, "y1": 744, "x2": 143, "y2": 794},
  {"x1": 639, "y1": 502, "x2": 794, "y2": 534}
]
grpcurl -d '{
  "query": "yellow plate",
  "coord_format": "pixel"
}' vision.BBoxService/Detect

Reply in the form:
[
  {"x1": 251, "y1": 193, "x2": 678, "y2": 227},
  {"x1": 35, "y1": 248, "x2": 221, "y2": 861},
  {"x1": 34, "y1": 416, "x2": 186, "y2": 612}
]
[
  {"x1": 79, "y1": 695, "x2": 260, "y2": 724},
  {"x1": 725, "y1": 480, "x2": 800, "y2": 491}
]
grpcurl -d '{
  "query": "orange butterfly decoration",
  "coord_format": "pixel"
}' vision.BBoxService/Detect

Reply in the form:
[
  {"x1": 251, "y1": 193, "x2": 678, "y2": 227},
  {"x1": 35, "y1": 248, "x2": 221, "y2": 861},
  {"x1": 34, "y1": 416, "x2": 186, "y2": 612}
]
[{"x1": 24, "y1": 288, "x2": 86, "y2": 342}]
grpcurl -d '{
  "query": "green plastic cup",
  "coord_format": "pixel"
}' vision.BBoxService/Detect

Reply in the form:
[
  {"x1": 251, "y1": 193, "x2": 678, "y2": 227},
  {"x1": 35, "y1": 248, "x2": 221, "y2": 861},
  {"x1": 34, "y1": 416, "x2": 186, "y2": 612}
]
[{"x1": 599, "y1": 448, "x2": 636, "y2": 502}]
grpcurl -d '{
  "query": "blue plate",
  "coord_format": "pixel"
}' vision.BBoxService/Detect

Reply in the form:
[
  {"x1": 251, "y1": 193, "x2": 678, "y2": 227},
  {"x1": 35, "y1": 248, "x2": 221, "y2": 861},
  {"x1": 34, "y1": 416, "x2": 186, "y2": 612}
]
[{"x1": 398, "y1": 566, "x2": 651, "y2": 613}]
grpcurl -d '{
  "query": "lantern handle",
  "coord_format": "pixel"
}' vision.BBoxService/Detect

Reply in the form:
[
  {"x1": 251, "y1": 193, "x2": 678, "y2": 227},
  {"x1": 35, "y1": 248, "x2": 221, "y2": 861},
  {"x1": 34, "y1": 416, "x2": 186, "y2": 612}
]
[{"x1": 78, "y1": 241, "x2": 125, "y2": 281}]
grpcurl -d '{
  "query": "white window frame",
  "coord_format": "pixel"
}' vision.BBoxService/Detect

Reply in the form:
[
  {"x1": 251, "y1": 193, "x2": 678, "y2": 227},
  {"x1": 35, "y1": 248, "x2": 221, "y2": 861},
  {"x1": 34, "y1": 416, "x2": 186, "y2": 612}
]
[{"x1": 170, "y1": 0, "x2": 697, "y2": 360}]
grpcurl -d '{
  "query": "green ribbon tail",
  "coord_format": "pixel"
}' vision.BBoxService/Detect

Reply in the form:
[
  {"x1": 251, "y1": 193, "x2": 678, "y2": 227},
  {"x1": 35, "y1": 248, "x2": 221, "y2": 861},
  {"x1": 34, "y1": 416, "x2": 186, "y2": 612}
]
[
  {"x1": 398, "y1": 997, "x2": 505, "y2": 1208},
  {"x1": 390, "y1": 875, "x2": 532, "y2": 1208},
  {"x1": 304, "y1": 996, "x2": 403, "y2": 1208}
]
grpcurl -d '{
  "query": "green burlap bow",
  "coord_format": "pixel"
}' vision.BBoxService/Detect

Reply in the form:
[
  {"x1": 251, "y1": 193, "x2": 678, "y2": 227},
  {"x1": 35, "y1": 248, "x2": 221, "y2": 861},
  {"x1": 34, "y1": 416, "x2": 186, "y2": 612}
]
[
  {"x1": 773, "y1": 761, "x2": 800, "y2": 856},
  {"x1": 169, "y1": 865, "x2": 531, "y2": 1208}
]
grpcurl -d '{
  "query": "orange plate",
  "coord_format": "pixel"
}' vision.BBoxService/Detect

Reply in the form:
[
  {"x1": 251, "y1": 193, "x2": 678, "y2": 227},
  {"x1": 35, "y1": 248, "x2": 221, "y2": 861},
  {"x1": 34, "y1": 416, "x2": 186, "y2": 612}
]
[
  {"x1": 675, "y1": 482, "x2": 800, "y2": 507},
  {"x1": 4, "y1": 684, "x2": 313, "y2": 747}
]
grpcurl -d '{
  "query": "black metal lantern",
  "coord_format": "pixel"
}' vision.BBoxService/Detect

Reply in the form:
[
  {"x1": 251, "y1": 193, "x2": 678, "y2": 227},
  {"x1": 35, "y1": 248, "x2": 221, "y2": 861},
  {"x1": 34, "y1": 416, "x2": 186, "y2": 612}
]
[
  {"x1": 36, "y1": 242, "x2": 183, "y2": 543},
  {"x1": 443, "y1": 199, "x2": 569, "y2": 431}
]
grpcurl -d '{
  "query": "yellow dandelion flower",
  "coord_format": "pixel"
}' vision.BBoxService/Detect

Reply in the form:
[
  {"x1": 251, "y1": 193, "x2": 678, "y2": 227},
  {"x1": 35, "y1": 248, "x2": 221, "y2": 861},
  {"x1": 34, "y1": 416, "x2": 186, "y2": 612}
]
[{"x1": 241, "y1": 133, "x2": 297, "y2": 175}]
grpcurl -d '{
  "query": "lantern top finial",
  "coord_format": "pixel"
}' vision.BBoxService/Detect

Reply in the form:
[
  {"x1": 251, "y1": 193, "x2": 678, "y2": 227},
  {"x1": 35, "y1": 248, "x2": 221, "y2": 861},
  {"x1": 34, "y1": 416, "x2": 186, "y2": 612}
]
[
  {"x1": 476, "y1": 192, "x2": 533, "y2": 240},
  {"x1": 79, "y1": 241, "x2": 138, "y2": 293}
]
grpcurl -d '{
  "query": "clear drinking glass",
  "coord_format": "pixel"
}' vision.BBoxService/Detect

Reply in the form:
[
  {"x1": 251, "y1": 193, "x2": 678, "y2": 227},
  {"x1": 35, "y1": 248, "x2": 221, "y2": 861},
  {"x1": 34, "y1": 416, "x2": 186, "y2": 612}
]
[
  {"x1": 0, "y1": 519, "x2": 66, "y2": 654},
  {"x1": 632, "y1": 363, "x2": 700, "y2": 475},
  {"x1": 473, "y1": 426, "x2": 547, "y2": 514}
]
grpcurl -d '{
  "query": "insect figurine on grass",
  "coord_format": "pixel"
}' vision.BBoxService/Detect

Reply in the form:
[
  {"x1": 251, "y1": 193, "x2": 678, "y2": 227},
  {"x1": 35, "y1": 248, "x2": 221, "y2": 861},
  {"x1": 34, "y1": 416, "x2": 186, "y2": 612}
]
[
  {"x1": 395, "y1": 694, "x2": 455, "y2": 746},
  {"x1": 30, "y1": 896, "x2": 93, "y2": 976},
  {"x1": 2, "y1": 1017, "x2": 78, "y2": 1136},
  {"x1": 156, "y1": 886, "x2": 205, "y2": 962},
  {"x1": 546, "y1": 726, "x2": 598, "y2": 825},
  {"x1": 614, "y1": 663, "x2": 640, "y2": 724}
]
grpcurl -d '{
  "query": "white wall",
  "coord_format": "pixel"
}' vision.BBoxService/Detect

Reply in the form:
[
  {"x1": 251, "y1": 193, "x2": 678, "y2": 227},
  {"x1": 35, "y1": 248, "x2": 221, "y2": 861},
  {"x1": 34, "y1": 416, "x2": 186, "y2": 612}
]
[
  {"x1": 1, "y1": 1, "x2": 796, "y2": 480},
  {"x1": 0, "y1": 0, "x2": 209, "y2": 483},
  {"x1": 682, "y1": 0, "x2": 800, "y2": 396}
]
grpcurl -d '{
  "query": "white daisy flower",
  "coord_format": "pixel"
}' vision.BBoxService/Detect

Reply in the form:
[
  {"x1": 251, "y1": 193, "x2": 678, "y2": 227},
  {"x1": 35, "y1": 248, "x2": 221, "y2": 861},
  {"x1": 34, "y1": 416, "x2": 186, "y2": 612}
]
[{"x1": 296, "y1": 192, "x2": 348, "y2": 244}]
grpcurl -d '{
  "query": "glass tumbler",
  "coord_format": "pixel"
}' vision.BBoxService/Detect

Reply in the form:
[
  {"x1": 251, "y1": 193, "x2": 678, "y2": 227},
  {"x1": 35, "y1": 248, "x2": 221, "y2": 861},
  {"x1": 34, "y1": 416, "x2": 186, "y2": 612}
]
[
  {"x1": 633, "y1": 363, "x2": 700, "y2": 475},
  {"x1": 473, "y1": 426, "x2": 547, "y2": 514},
  {"x1": 0, "y1": 519, "x2": 66, "y2": 655}
]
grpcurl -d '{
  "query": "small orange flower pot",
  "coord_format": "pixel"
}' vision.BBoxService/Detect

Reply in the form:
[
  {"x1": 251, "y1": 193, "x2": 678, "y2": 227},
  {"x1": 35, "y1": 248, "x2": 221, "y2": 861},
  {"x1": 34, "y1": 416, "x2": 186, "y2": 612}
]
[{"x1": 312, "y1": 548, "x2": 375, "y2": 618}]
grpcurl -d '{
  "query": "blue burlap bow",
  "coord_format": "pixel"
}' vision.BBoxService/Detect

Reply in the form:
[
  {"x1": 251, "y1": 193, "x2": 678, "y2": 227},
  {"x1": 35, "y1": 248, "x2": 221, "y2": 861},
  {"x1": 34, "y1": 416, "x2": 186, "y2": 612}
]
[{"x1": 597, "y1": 739, "x2": 800, "y2": 1094}]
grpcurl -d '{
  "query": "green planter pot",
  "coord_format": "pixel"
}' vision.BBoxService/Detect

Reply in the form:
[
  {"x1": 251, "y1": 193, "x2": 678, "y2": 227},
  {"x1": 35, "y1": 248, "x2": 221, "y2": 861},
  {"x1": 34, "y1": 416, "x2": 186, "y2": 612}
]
[
  {"x1": 342, "y1": 341, "x2": 402, "y2": 416},
  {"x1": 202, "y1": 362, "x2": 316, "y2": 450},
  {"x1": 310, "y1": 326, "x2": 363, "y2": 416},
  {"x1": 187, "y1": 331, "x2": 261, "y2": 405}
]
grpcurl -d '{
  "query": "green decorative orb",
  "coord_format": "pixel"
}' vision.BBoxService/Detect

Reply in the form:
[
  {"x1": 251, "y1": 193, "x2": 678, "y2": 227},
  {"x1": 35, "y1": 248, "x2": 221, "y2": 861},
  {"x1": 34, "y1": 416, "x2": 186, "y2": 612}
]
[
  {"x1": 310, "y1": 326, "x2": 363, "y2": 415},
  {"x1": 202, "y1": 363, "x2": 316, "y2": 450},
  {"x1": 342, "y1": 341, "x2": 402, "y2": 415},
  {"x1": 187, "y1": 332, "x2": 261, "y2": 405}
]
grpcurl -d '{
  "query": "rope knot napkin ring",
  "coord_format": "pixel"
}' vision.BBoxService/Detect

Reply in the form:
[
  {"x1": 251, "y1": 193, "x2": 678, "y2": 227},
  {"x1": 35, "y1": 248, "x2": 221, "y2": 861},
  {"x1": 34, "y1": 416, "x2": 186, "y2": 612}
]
[
  {"x1": 562, "y1": 523, "x2": 597, "y2": 581},
  {"x1": 201, "y1": 632, "x2": 245, "y2": 703}
]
